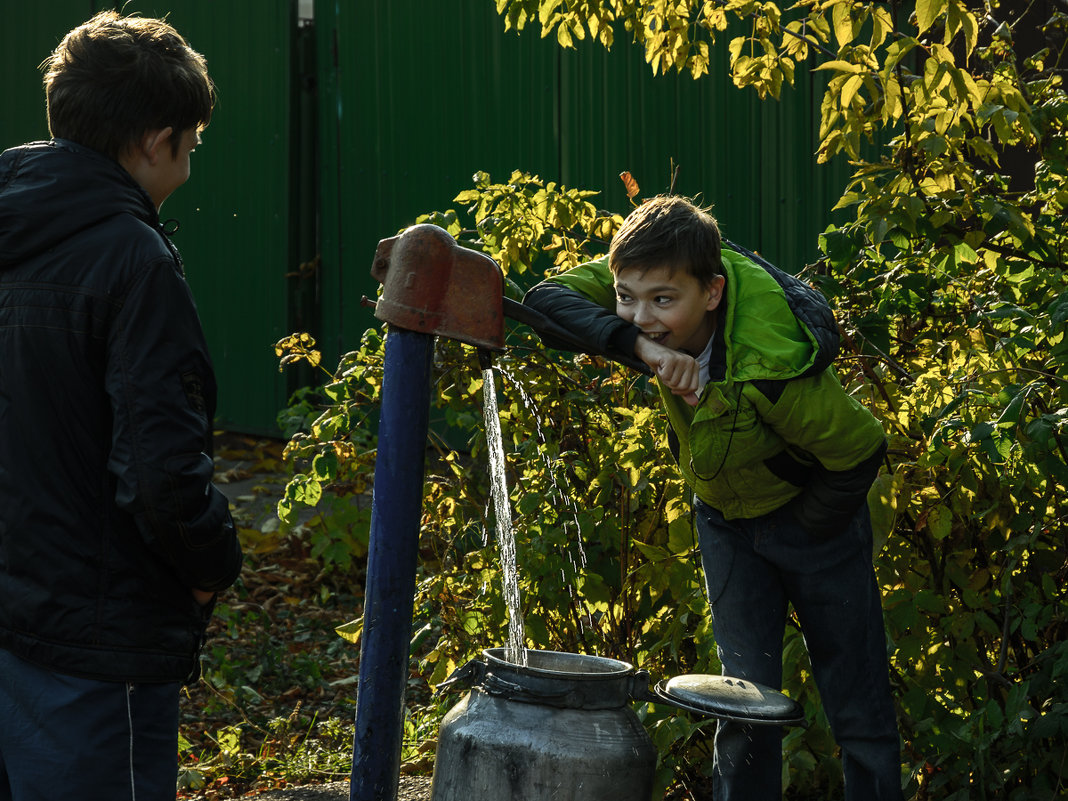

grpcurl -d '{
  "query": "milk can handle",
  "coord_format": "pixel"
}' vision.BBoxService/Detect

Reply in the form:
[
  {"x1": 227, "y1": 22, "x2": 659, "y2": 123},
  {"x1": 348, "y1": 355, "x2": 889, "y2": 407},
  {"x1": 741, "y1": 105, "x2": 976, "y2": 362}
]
[
  {"x1": 436, "y1": 657, "x2": 487, "y2": 695},
  {"x1": 628, "y1": 670, "x2": 663, "y2": 705}
]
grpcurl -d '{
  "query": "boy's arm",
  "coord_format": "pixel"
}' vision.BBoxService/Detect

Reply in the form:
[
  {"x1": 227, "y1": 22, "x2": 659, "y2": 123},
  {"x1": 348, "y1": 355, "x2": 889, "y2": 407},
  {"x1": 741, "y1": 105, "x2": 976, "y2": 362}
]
[
  {"x1": 106, "y1": 256, "x2": 243, "y2": 594},
  {"x1": 523, "y1": 256, "x2": 646, "y2": 365},
  {"x1": 523, "y1": 281, "x2": 642, "y2": 357},
  {"x1": 523, "y1": 259, "x2": 696, "y2": 396},
  {"x1": 785, "y1": 436, "x2": 887, "y2": 538},
  {"x1": 751, "y1": 371, "x2": 887, "y2": 537}
]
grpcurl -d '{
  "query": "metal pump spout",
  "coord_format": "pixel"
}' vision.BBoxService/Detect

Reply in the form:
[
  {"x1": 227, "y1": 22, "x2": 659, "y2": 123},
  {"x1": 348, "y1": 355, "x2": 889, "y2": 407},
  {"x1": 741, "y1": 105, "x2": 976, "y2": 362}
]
[{"x1": 371, "y1": 223, "x2": 505, "y2": 351}]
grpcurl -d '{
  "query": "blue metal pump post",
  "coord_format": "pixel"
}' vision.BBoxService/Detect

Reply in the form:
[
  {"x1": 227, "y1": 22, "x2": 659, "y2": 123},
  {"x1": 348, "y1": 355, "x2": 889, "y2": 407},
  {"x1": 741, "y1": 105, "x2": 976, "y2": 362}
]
[{"x1": 350, "y1": 326, "x2": 435, "y2": 801}]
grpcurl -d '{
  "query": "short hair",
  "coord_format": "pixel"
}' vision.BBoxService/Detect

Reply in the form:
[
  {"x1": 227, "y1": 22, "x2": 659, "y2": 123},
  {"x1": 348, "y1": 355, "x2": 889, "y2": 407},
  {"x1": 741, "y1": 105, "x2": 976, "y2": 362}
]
[
  {"x1": 40, "y1": 11, "x2": 215, "y2": 161},
  {"x1": 609, "y1": 195, "x2": 723, "y2": 284}
]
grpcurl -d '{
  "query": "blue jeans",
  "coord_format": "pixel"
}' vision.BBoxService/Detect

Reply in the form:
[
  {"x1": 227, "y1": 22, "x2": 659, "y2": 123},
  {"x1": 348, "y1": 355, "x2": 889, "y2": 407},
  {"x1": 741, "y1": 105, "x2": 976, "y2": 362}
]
[
  {"x1": 695, "y1": 497, "x2": 903, "y2": 801},
  {"x1": 0, "y1": 649, "x2": 181, "y2": 801}
]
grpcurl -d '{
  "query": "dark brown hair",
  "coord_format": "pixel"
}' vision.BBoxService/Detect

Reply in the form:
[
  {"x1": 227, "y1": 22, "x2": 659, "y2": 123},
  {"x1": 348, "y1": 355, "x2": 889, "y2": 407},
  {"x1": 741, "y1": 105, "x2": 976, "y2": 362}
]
[
  {"x1": 40, "y1": 10, "x2": 214, "y2": 160},
  {"x1": 609, "y1": 195, "x2": 723, "y2": 284}
]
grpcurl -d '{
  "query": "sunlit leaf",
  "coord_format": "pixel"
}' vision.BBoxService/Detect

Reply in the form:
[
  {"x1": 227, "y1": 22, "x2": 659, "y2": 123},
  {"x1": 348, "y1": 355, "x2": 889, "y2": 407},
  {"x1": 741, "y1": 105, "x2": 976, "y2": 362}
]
[{"x1": 916, "y1": 0, "x2": 947, "y2": 35}]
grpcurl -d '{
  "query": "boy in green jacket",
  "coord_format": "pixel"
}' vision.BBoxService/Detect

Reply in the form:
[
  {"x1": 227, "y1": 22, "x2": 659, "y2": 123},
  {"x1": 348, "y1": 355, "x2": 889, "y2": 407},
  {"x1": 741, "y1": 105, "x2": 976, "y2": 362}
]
[{"x1": 523, "y1": 196, "x2": 903, "y2": 800}]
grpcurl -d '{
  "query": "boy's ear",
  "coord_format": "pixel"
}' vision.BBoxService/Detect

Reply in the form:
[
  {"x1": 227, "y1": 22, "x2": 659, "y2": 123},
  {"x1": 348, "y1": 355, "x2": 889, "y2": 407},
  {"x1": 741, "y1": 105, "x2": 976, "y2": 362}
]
[
  {"x1": 705, "y1": 274, "x2": 726, "y2": 311},
  {"x1": 139, "y1": 126, "x2": 174, "y2": 164}
]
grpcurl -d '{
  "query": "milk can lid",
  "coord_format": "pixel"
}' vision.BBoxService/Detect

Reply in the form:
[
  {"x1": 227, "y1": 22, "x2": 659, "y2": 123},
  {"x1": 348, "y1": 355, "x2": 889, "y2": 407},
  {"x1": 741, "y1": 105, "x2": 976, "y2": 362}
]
[{"x1": 653, "y1": 674, "x2": 805, "y2": 726}]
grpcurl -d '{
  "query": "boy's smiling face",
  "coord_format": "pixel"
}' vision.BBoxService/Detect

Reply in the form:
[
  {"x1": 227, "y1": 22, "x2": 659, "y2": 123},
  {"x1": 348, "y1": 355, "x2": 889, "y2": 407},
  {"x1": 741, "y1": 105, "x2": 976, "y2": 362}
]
[{"x1": 614, "y1": 263, "x2": 725, "y2": 355}]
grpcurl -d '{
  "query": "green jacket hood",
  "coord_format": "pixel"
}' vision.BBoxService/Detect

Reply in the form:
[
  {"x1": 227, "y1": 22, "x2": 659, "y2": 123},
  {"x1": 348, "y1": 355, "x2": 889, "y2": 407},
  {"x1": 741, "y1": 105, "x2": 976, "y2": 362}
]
[{"x1": 716, "y1": 248, "x2": 824, "y2": 383}]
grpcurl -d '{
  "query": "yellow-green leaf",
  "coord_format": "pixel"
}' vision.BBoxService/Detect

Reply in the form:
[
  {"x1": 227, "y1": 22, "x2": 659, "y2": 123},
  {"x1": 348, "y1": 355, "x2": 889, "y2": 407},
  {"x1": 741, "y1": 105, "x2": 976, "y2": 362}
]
[
  {"x1": 916, "y1": 0, "x2": 946, "y2": 35},
  {"x1": 841, "y1": 74, "x2": 864, "y2": 108},
  {"x1": 868, "y1": 470, "x2": 903, "y2": 555},
  {"x1": 832, "y1": 2, "x2": 857, "y2": 49},
  {"x1": 883, "y1": 38, "x2": 917, "y2": 75},
  {"x1": 882, "y1": 75, "x2": 904, "y2": 123},
  {"x1": 335, "y1": 617, "x2": 363, "y2": 644},
  {"x1": 870, "y1": 6, "x2": 893, "y2": 50},
  {"x1": 538, "y1": 1, "x2": 559, "y2": 27},
  {"x1": 926, "y1": 504, "x2": 953, "y2": 540},
  {"x1": 814, "y1": 59, "x2": 863, "y2": 74},
  {"x1": 959, "y1": 5, "x2": 978, "y2": 56}
]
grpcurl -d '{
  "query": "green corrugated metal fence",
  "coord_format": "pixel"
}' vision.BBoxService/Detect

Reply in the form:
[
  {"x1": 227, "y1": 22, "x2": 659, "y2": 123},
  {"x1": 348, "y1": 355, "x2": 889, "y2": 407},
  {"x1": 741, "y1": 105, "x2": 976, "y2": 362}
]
[{"x1": 3, "y1": 0, "x2": 856, "y2": 435}]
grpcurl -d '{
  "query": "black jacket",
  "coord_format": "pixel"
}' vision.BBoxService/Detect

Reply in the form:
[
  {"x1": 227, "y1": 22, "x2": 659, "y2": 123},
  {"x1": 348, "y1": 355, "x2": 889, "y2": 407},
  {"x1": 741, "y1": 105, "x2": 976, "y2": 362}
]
[{"x1": 0, "y1": 140, "x2": 242, "y2": 683}]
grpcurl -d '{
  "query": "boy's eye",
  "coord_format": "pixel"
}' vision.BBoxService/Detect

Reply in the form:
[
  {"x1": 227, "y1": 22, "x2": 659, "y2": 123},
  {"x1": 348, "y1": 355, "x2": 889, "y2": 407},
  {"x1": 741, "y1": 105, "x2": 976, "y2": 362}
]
[{"x1": 615, "y1": 292, "x2": 632, "y2": 303}]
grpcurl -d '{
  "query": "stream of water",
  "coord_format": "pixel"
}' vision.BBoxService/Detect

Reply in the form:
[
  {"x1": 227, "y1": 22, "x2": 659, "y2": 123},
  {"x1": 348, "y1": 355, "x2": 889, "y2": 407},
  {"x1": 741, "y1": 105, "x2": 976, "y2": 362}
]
[
  {"x1": 481, "y1": 365, "x2": 527, "y2": 666},
  {"x1": 496, "y1": 363, "x2": 586, "y2": 568}
]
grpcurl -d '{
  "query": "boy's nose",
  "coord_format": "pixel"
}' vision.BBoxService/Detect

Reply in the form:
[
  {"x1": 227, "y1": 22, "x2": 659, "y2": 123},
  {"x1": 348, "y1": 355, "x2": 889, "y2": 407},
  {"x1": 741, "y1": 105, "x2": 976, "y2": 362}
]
[{"x1": 632, "y1": 302, "x2": 655, "y2": 326}]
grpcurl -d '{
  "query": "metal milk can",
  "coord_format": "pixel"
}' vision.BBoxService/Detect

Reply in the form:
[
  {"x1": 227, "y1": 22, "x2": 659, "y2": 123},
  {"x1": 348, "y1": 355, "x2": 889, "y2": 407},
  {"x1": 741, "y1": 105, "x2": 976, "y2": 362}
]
[
  {"x1": 429, "y1": 647, "x2": 805, "y2": 801},
  {"x1": 430, "y1": 649, "x2": 657, "y2": 801}
]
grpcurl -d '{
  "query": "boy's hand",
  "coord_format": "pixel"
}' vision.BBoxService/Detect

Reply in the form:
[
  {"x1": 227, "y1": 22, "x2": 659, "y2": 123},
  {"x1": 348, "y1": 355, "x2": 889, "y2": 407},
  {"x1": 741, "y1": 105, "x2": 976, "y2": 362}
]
[{"x1": 634, "y1": 336, "x2": 700, "y2": 406}]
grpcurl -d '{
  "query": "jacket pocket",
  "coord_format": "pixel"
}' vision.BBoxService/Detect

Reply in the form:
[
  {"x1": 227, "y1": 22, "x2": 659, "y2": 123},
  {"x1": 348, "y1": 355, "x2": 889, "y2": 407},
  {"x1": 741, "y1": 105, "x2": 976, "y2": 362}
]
[
  {"x1": 763, "y1": 447, "x2": 816, "y2": 488},
  {"x1": 688, "y1": 401, "x2": 756, "y2": 481}
]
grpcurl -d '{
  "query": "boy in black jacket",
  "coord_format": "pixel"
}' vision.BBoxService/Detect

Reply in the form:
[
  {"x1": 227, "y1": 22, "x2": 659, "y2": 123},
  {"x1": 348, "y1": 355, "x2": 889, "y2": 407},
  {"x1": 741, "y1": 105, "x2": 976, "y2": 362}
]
[{"x1": 0, "y1": 12, "x2": 241, "y2": 799}]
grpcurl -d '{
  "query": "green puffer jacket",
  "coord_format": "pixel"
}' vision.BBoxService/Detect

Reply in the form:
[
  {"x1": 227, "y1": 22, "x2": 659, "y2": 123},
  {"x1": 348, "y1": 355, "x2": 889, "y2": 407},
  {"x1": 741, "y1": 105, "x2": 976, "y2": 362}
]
[{"x1": 523, "y1": 248, "x2": 887, "y2": 534}]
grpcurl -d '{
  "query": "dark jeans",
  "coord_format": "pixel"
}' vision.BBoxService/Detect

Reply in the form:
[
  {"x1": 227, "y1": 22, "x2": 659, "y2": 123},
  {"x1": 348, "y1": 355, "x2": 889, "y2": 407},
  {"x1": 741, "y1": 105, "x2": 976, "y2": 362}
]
[
  {"x1": 694, "y1": 497, "x2": 903, "y2": 801},
  {"x1": 0, "y1": 648, "x2": 181, "y2": 801}
]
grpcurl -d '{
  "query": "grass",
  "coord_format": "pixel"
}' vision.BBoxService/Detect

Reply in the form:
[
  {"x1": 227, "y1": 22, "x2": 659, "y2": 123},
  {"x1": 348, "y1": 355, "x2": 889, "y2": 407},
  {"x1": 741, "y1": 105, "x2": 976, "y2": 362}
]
[{"x1": 176, "y1": 435, "x2": 438, "y2": 799}]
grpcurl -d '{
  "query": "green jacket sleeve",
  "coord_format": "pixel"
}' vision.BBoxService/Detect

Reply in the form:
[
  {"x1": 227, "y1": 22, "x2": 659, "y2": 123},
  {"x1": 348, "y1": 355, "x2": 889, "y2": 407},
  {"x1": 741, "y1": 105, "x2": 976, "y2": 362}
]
[{"x1": 543, "y1": 255, "x2": 618, "y2": 308}]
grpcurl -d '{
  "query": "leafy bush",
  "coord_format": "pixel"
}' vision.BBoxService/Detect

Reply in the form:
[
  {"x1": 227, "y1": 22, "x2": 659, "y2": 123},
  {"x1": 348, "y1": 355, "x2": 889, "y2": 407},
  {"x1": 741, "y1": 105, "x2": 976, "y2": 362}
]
[
  {"x1": 278, "y1": 153, "x2": 1066, "y2": 798},
  {"x1": 271, "y1": 1, "x2": 1068, "y2": 797}
]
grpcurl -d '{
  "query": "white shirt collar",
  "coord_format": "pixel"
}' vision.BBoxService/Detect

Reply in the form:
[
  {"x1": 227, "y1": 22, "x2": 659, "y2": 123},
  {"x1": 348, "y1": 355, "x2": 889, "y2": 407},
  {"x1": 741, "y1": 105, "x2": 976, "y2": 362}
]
[{"x1": 694, "y1": 332, "x2": 716, "y2": 397}]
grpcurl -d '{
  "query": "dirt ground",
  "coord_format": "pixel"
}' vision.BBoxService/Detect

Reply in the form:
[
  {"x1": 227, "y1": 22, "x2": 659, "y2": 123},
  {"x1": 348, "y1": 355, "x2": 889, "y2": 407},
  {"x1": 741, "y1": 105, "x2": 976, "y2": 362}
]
[{"x1": 247, "y1": 777, "x2": 431, "y2": 801}]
